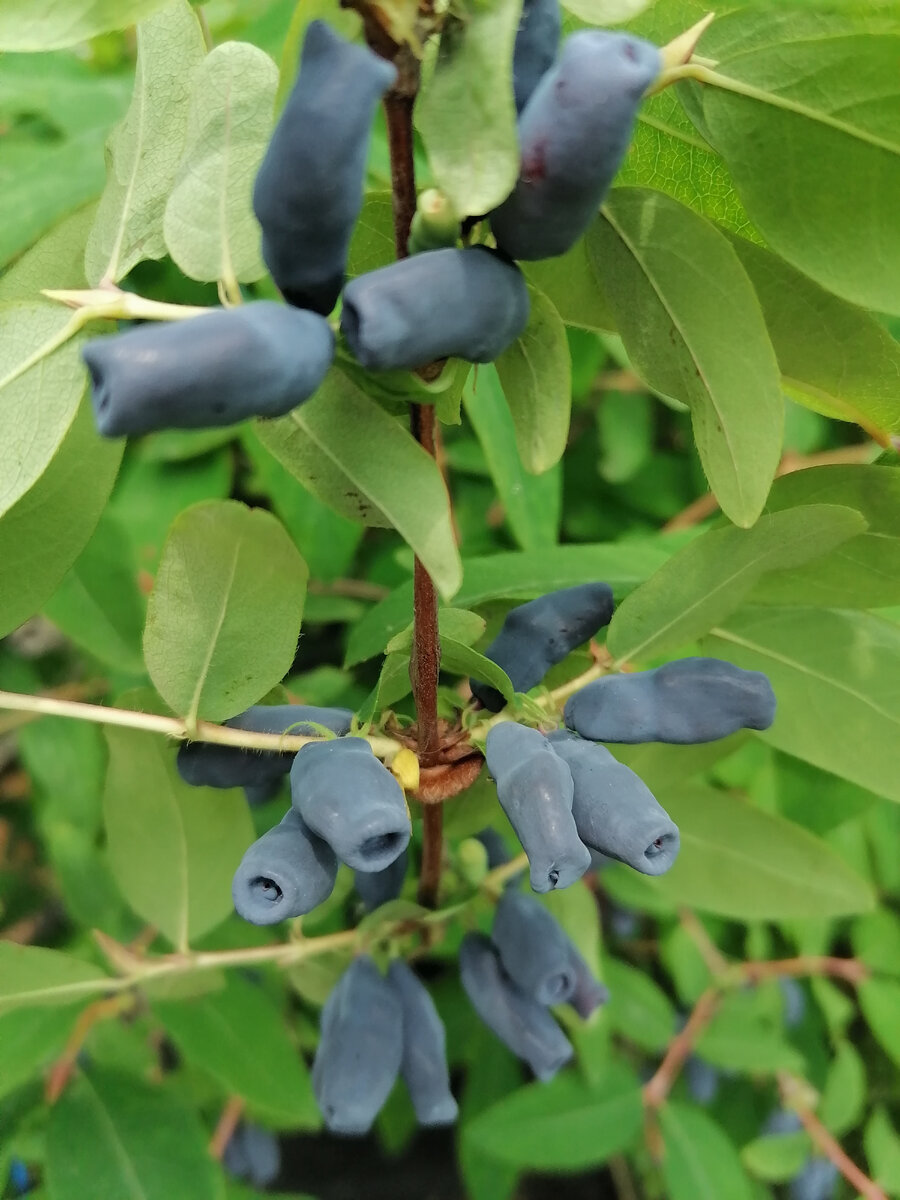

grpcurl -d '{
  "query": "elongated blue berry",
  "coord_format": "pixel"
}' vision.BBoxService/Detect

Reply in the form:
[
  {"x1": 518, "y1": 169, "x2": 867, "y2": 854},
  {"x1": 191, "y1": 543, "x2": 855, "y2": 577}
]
[
  {"x1": 564, "y1": 658, "x2": 776, "y2": 744},
  {"x1": 341, "y1": 247, "x2": 530, "y2": 371},
  {"x1": 790, "y1": 1159, "x2": 838, "y2": 1200},
  {"x1": 485, "y1": 723, "x2": 590, "y2": 893},
  {"x1": 291, "y1": 738, "x2": 411, "y2": 872},
  {"x1": 253, "y1": 22, "x2": 396, "y2": 314},
  {"x1": 83, "y1": 304, "x2": 334, "y2": 437},
  {"x1": 177, "y1": 705, "x2": 353, "y2": 790},
  {"x1": 223, "y1": 1124, "x2": 280, "y2": 1187},
  {"x1": 490, "y1": 31, "x2": 661, "y2": 260},
  {"x1": 459, "y1": 933, "x2": 573, "y2": 1081},
  {"x1": 685, "y1": 1057, "x2": 720, "y2": 1106},
  {"x1": 354, "y1": 847, "x2": 408, "y2": 912},
  {"x1": 244, "y1": 780, "x2": 283, "y2": 807},
  {"x1": 763, "y1": 1109, "x2": 804, "y2": 1136},
  {"x1": 568, "y1": 946, "x2": 609, "y2": 1019},
  {"x1": 513, "y1": 0, "x2": 561, "y2": 113},
  {"x1": 547, "y1": 730, "x2": 679, "y2": 875},
  {"x1": 491, "y1": 889, "x2": 577, "y2": 1006},
  {"x1": 313, "y1": 957, "x2": 404, "y2": 1135},
  {"x1": 387, "y1": 961, "x2": 458, "y2": 1127},
  {"x1": 471, "y1": 582, "x2": 614, "y2": 711},
  {"x1": 232, "y1": 808, "x2": 337, "y2": 925}
]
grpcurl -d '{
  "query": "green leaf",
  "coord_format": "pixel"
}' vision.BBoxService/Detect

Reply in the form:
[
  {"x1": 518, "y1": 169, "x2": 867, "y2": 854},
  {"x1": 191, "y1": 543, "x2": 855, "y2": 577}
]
[
  {"x1": 865, "y1": 1108, "x2": 900, "y2": 1195},
  {"x1": 701, "y1": 10, "x2": 900, "y2": 315},
  {"x1": 0, "y1": 203, "x2": 95, "y2": 302},
  {"x1": 346, "y1": 191, "x2": 395, "y2": 279},
  {"x1": 819, "y1": 1040, "x2": 866, "y2": 1136},
  {"x1": 144, "y1": 499, "x2": 308, "y2": 723},
  {"x1": 164, "y1": 41, "x2": 278, "y2": 285},
  {"x1": 661, "y1": 1103, "x2": 754, "y2": 1200},
  {"x1": 564, "y1": 0, "x2": 652, "y2": 25},
  {"x1": 524, "y1": 240, "x2": 615, "y2": 333},
  {"x1": 852, "y1": 909, "x2": 900, "y2": 977},
  {"x1": 0, "y1": 301, "x2": 89, "y2": 519},
  {"x1": 0, "y1": 58, "x2": 129, "y2": 266},
  {"x1": 256, "y1": 370, "x2": 462, "y2": 600},
  {"x1": 590, "y1": 188, "x2": 783, "y2": 526},
  {"x1": 704, "y1": 609, "x2": 900, "y2": 803},
  {"x1": 604, "y1": 958, "x2": 676, "y2": 1051},
  {"x1": 357, "y1": 651, "x2": 411, "y2": 726},
  {"x1": 0, "y1": 944, "x2": 110, "y2": 1014},
  {"x1": 85, "y1": 0, "x2": 206, "y2": 285},
  {"x1": 242, "y1": 427, "x2": 362, "y2": 583},
  {"x1": 44, "y1": 513, "x2": 145, "y2": 673},
  {"x1": 103, "y1": 724, "x2": 255, "y2": 949},
  {"x1": 153, "y1": 974, "x2": 319, "y2": 1128},
  {"x1": 462, "y1": 366, "x2": 561, "y2": 552},
  {"x1": 440, "y1": 639, "x2": 515, "y2": 705},
  {"x1": 464, "y1": 1064, "x2": 643, "y2": 1170},
  {"x1": 46, "y1": 1068, "x2": 219, "y2": 1200},
  {"x1": 0, "y1": 396, "x2": 122, "y2": 639},
  {"x1": 607, "y1": 504, "x2": 865, "y2": 663},
  {"x1": 344, "y1": 539, "x2": 674, "y2": 666},
  {"x1": 696, "y1": 990, "x2": 804, "y2": 1074},
  {"x1": 494, "y1": 286, "x2": 572, "y2": 475},
  {"x1": 750, "y1": 466, "x2": 900, "y2": 609},
  {"x1": 416, "y1": 0, "x2": 520, "y2": 216},
  {"x1": 0, "y1": 1007, "x2": 75, "y2": 1101},
  {"x1": 859, "y1": 979, "x2": 900, "y2": 1068},
  {"x1": 0, "y1": 0, "x2": 176, "y2": 49},
  {"x1": 741, "y1": 1132, "x2": 811, "y2": 1183},
  {"x1": 652, "y1": 784, "x2": 875, "y2": 919},
  {"x1": 727, "y1": 234, "x2": 900, "y2": 440}
]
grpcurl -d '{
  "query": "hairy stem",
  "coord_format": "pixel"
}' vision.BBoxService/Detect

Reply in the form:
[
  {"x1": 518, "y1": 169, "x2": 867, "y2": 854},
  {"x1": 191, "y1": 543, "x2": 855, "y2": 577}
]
[{"x1": 0, "y1": 689, "x2": 402, "y2": 761}]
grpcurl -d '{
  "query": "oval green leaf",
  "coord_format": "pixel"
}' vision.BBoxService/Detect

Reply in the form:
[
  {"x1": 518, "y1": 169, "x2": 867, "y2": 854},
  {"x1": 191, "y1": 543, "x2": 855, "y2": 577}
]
[{"x1": 145, "y1": 499, "x2": 308, "y2": 723}]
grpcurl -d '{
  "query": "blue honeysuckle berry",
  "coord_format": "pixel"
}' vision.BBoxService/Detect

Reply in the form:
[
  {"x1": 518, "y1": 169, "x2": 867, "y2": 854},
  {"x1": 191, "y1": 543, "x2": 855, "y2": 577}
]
[
  {"x1": 789, "y1": 1158, "x2": 839, "y2": 1200},
  {"x1": 685, "y1": 1056, "x2": 720, "y2": 1106},
  {"x1": 253, "y1": 21, "x2": 397, "y2": 315},
  {"x1": 512, "y1": 0, "x2": 561, "y2": 114},
  {"x1": 564, "y1": 657, "x2": 776, "y2": 745},
  {"x1": 387, "y1": 960, "x2": 458, "y2": 1127},
  {"x1": 490, "y1": 30, "x2": 662, "y2": 260},
  {"x1": 83, "y1": 304, "x2": 334, "y2": 438},
  {"x1": 223, "y1": 1123, "x2": 280, "y2": 1187},
  {"x1": 313, "y1": 957, "x2": 404, "y2": 1136},
  {"x1": 353, "y1": 847, "x2": 409, "y2": 913},
  {"x1": 290, "y1": 738, "x2": 411, "y2": 873},
  {"x1": 459, "y1": 932, "x2": 574, "y2": 1081},
  {"x1": 485, "y1": 723, "x2": 591, "y2": 893},
  {"x1": 177, "y1": 705, "x2": 353, "y2": 791},
  {"x1": 340, "y1": 246, "x2": 530, "y2": 371},
  {"x1": 231, "y1": 808, "x2": 337, "y2": 925},
  {"x1": 491, "y1": 888, "x2": 578, "y2": 1006},
  {"x1": 470, "y1": 582, "x2": 614, "y2": 712},
  {"x1": 547, "y1": 729, "x2": 680, "y2": 876}
]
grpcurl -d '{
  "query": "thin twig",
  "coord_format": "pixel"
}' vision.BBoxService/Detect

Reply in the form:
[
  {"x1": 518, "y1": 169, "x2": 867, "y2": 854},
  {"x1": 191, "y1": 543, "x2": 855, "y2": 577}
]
[
  {"x1": 307, "y1": 578, "x2": 390, "y2": 602},
  {"x1": 678, "y1": 908, "x2": 729, "y2": 976},
  {"x1": 209, "y1": 1096, "x2": 245, "y2": 1161},
  {"x1": 779, "y1": 1073, "x2": 889, "y2": 1200},
  {"x1": 0, "y1": 689, "x2": 402, "y2": 762},
  {"x1": 643, "y1": 955, "x2": 869, "y2": 1108}
]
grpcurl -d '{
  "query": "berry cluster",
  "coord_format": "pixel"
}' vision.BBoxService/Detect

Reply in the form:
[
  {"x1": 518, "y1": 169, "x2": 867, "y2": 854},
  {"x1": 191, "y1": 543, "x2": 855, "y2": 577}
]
[
  {"x1": 476, "y1": 585, "x2": 775, "y2": 892},
  {"x1": 80, "y1": 16, "x2": 662, "y2": 435}
]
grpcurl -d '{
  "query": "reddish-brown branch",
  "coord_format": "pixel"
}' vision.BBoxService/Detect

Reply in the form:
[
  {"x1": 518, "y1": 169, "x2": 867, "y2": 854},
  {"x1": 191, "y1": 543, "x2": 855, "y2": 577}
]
[
  {"x1": 366, "y1": 31, "x2": 443, "y2": 906},
  {"x1": 209, "y1": 1095, "x2": 246, "y2": 1161},
  {"x1": 779, "y1": 1073, "x2": 888, "y2": 1200},
  {"x1": 45, "y1": 993, "x2": 134, "y2": 1104},
  {"x1": 643, "y1": 986, "x2": 720, "y2": 1109},
  {"x1": 643, "y1": 955, "x2": 868, "y2": 1110}
]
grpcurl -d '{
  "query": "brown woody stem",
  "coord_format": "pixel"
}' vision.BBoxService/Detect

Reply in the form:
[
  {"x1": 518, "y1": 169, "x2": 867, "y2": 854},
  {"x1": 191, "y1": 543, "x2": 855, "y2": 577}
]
[{"x1": 373, "y1": 40, "x2": 443, "y2": 906}]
